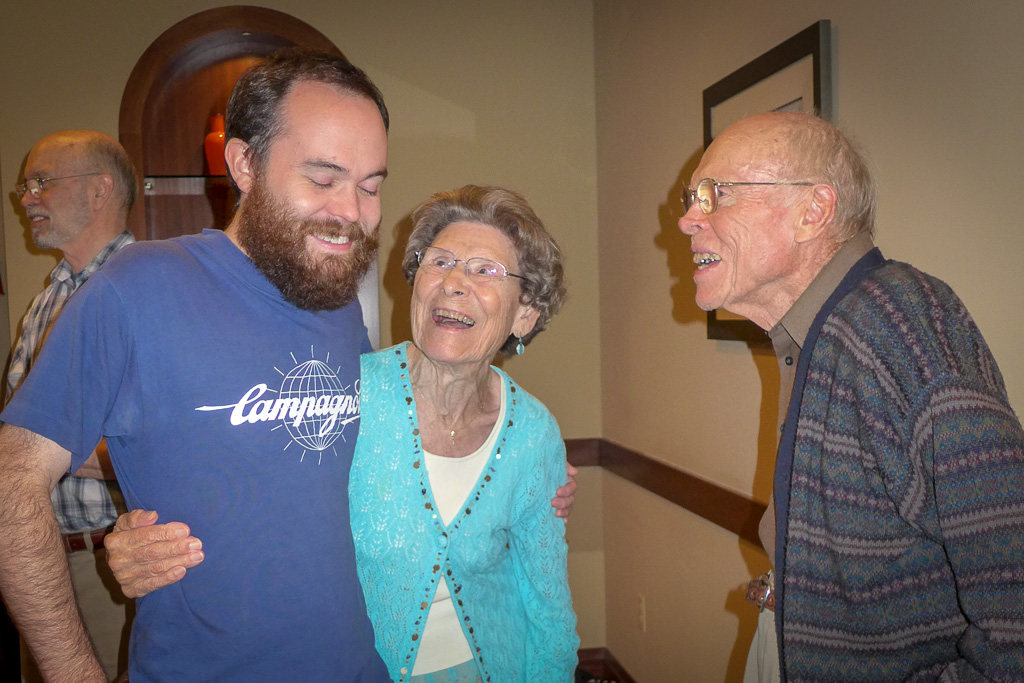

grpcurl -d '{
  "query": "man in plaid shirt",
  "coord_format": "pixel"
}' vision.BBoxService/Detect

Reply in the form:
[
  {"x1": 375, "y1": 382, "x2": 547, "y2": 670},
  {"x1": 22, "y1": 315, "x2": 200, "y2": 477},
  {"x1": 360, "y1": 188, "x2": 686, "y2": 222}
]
[{"x1": 8, "y1": 130, "x2": 138, "y2": 681}]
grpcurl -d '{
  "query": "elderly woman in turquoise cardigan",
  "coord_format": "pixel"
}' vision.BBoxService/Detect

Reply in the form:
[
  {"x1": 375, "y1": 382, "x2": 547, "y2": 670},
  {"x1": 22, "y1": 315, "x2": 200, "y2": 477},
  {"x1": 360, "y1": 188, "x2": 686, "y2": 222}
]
[
  {"x1": 350, "y1": 185, "x2": 577, "y2": 682},
  {"x1": 104, "y1": 186, "x2": 579, "y2": 682}
]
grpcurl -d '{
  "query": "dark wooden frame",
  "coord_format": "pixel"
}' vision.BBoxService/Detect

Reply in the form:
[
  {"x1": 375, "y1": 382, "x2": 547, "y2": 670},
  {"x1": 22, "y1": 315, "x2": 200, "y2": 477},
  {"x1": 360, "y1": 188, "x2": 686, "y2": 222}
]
[{"x1": 702, "y1": 20, "x2": 832, "y2": 344}]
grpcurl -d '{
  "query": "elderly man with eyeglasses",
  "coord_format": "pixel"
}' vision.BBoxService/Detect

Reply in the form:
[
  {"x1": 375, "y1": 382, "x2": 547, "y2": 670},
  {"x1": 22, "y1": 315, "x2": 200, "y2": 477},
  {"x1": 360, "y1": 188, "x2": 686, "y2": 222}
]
[
  {"x1": 679, "y1": 112, "x2": 1024, "y2": 682},
  {"x1": 10, "y1": 130, "x2": 138, "y2": 681}
]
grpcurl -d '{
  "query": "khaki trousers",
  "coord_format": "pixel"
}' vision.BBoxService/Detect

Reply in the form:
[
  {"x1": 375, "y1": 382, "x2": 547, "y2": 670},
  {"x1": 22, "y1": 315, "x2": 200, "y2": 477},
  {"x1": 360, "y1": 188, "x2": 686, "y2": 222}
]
[{"x1": 742, "y1": 607, "x2": 781, "y2": 683}]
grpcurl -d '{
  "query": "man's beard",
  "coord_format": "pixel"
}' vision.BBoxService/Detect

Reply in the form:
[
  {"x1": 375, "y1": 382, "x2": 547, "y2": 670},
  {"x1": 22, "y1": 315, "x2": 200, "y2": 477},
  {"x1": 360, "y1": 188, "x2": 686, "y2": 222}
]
[{"x1": 237, "y1": 176, "x2": 379, "y2": 311}]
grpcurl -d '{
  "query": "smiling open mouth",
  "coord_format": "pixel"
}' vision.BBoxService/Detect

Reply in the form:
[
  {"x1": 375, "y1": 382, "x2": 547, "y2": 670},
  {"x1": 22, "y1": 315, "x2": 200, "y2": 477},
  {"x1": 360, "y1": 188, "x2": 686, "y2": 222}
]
[
  {"x1": 315, "y1": 233, "x2": 350, "y2": 245},
  {"x1": 693, "y1": 252, "x2": 721, "y2": 269},
  {"x1": 433, "y1": 308, "x2": 475, "y2": 329}
]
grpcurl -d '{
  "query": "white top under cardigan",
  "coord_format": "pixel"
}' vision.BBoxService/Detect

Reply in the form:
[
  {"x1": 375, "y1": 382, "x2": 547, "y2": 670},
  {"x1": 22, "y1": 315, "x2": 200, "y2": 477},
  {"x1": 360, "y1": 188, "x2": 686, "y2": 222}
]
[{"x1": 413, "y1": 374, "x2": 506, "y2": 674}]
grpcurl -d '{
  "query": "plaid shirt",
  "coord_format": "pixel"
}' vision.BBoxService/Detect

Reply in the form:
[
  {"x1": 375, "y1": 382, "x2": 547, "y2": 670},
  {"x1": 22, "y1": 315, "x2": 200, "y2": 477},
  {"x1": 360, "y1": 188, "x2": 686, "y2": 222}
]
[{"x1": 5, "y1": 230, "x2": 135, "y2": 533}]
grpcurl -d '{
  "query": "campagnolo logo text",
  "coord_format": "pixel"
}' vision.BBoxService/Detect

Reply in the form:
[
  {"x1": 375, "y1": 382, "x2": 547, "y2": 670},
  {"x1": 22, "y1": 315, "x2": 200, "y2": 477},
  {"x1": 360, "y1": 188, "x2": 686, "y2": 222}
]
[{"x1": 196, "y1": 348, "x2": 359, "y2": 464}]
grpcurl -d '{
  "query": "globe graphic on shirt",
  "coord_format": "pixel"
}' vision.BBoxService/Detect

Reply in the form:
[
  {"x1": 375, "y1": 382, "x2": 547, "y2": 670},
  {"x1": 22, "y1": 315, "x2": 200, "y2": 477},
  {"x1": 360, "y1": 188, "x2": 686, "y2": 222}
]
[{"x1": 278, "y1": 359, "x2": 346, "y2": 451}]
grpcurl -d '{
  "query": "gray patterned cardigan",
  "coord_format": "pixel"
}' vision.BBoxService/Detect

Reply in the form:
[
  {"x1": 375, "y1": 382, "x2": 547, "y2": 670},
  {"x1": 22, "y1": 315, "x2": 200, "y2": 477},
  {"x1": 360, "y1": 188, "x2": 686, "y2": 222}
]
[{"x1": 776, "y1": 253, "x2": 1024, "y2": 682}]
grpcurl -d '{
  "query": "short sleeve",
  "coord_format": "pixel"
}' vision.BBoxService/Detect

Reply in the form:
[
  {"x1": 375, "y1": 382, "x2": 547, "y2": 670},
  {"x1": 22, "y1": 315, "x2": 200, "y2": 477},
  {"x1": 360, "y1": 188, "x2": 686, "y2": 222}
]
[{"x1": 0, "y1": 272, "x2": 132, "y2": 471}]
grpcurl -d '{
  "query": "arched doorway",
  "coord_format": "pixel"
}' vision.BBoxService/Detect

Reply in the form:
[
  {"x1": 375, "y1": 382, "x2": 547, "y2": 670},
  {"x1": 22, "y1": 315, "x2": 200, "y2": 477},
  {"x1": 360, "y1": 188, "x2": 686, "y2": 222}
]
[
  {"x1": 118, "y1": 6, "x2": 341, "y2": 240},
  {"x1": 117, "y1": 8, "x2": 379, "y2": 346}
]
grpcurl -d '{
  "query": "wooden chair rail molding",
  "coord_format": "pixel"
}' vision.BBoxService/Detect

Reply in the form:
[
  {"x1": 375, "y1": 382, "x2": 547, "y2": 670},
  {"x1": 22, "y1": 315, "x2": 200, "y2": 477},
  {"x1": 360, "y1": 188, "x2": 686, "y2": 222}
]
[
  {"x1": 578, "y1": 647, "x2": 638, "y2": 683},
  {"x1": 565, "y1": 438, "x2": 767, "y2": 546}
]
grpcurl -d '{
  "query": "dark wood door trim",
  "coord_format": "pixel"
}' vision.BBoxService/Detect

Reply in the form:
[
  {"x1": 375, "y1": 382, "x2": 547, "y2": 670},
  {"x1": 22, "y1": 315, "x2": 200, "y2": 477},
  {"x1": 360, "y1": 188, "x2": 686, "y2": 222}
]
[{"x1": 119, "y1": 6, "x2": 341, "y2": 239}]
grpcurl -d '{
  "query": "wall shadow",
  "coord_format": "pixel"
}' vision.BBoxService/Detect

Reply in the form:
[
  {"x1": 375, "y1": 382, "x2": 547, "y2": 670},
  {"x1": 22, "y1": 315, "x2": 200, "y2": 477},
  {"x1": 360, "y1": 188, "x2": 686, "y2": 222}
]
[
  {"x1": 660, "y1": 144, "x2": 781, "y2": 517},
  {"x1": 661, "y1": 147, "x2": 783, "y2": 678},
  {"x1": 382, "y1": 212, "x2": 415, "y2": 349},
  {"x1": 654, "y1": 147, "x2": 704, "y2": 329},
  {"x1": 750, "y1": 347, "x2": 781, "y2": 504},
  {"x1": 722, "y1": 540, "x2": 772, "y2": 682}
]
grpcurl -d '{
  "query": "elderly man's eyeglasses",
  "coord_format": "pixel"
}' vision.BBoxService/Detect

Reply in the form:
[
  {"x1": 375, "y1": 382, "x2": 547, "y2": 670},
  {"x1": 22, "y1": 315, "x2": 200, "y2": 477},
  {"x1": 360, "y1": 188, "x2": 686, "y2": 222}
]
[
  {"x1": 15, "y1": 173, "x2": 101, "y2": 199},
  {"x1": 682, "y1": 177, "x2": 815, "y2": 215},
  {"x1": 416, "y1": 246, "x2": 526, "y2": 285}
]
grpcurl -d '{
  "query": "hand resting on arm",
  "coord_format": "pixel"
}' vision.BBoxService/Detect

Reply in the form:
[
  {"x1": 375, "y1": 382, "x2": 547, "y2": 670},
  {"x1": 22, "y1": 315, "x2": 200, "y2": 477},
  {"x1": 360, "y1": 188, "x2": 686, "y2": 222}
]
[
  {"x1": 105, "y1": 510, "x2": 204, "y2": 598},
  {"x1": 110, "y1": 463, "x2": 578, "y2": 599},
  {"x1": 551, "y1": 462, "x2": 578, "y2": 518}
]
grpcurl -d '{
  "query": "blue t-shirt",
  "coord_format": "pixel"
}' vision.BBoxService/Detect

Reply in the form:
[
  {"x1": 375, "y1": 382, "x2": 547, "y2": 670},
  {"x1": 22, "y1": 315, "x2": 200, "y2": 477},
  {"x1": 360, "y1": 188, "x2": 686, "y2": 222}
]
[{"x1": 2, "y1": 231, "x2": 388, "y2": 682}]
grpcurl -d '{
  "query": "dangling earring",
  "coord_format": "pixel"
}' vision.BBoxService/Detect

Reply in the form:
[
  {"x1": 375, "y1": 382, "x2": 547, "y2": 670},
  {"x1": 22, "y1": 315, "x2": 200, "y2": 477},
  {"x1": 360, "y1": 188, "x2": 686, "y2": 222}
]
[{"x1": 516, "y1": 337, "x2": 525, "y2": 356}]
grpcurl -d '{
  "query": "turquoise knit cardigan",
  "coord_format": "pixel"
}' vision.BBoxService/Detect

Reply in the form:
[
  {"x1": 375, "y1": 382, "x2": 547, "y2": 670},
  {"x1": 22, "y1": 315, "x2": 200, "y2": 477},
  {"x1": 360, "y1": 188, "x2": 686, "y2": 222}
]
[{"x1": 349, "y1": 343, "x2": 579, "y2": 682}]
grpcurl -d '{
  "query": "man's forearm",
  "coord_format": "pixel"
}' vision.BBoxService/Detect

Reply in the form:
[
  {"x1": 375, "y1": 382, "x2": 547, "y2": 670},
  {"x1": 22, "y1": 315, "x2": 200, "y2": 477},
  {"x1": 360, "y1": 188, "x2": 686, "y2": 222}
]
[{"x1": 0, "y1": 427, "x2": 105, "y2": 681}]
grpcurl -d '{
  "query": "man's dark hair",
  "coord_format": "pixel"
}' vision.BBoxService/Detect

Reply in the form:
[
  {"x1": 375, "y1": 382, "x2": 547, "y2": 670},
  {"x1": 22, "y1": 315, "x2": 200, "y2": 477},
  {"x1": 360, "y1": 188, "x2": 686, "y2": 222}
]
[{"x1": 225, "y1": 48, "x2": 389, "y2": 194}]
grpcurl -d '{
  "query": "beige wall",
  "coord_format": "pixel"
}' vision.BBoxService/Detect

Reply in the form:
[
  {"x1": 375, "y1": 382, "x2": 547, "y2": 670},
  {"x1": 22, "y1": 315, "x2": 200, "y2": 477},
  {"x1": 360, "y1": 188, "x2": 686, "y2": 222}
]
[
  {"x1": 0, "y1": 0, "x2": 606, "y2": 651},
  {"x1": 595, "y1": 0, "x2": 1024, "y2": 679},
  {"x1": 0, "y1": 2, "x2": 601, "y2": 439}
]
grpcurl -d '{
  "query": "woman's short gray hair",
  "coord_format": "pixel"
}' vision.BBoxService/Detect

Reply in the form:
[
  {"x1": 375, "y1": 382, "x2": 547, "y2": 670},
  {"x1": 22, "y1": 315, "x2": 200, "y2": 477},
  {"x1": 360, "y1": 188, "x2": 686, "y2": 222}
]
[{"x1": 402, "y1": 185, "x2": 566, "y2": 357}]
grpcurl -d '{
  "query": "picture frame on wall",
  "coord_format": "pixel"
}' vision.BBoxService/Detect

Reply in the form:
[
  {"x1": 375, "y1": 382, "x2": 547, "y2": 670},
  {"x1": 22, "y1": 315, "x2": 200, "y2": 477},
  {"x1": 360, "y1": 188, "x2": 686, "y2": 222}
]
[{"x1": 702, "y1": 20, "x2": 833, "y2": 345}]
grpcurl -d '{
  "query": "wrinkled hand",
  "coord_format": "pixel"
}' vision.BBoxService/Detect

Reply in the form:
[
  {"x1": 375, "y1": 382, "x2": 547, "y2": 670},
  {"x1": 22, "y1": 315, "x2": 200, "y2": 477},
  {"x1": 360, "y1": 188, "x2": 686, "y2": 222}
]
[
  {"x1": 551, "y1": 463, "x2": 578, "y2": 519},
  {"x1": 105, "y1": 510, "x2": 204, "y2": 599}
]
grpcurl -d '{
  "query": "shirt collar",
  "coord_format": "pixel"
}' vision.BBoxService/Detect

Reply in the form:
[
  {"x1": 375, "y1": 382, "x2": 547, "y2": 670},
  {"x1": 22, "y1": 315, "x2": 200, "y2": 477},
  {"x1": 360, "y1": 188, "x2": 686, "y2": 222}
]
[
  {"x1": 771, "y1": 231, "x2": 875, "y2": 349},
  {"x1": 51, "y1": 230, "x2": 136, "y2": 290}
]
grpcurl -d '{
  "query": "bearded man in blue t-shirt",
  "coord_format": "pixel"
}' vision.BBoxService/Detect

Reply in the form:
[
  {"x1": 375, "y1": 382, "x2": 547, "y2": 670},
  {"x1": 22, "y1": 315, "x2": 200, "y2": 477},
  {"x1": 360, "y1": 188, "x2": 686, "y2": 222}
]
[{"x1": 0, "y1": 49, "x2": 393, "y2": 682}]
